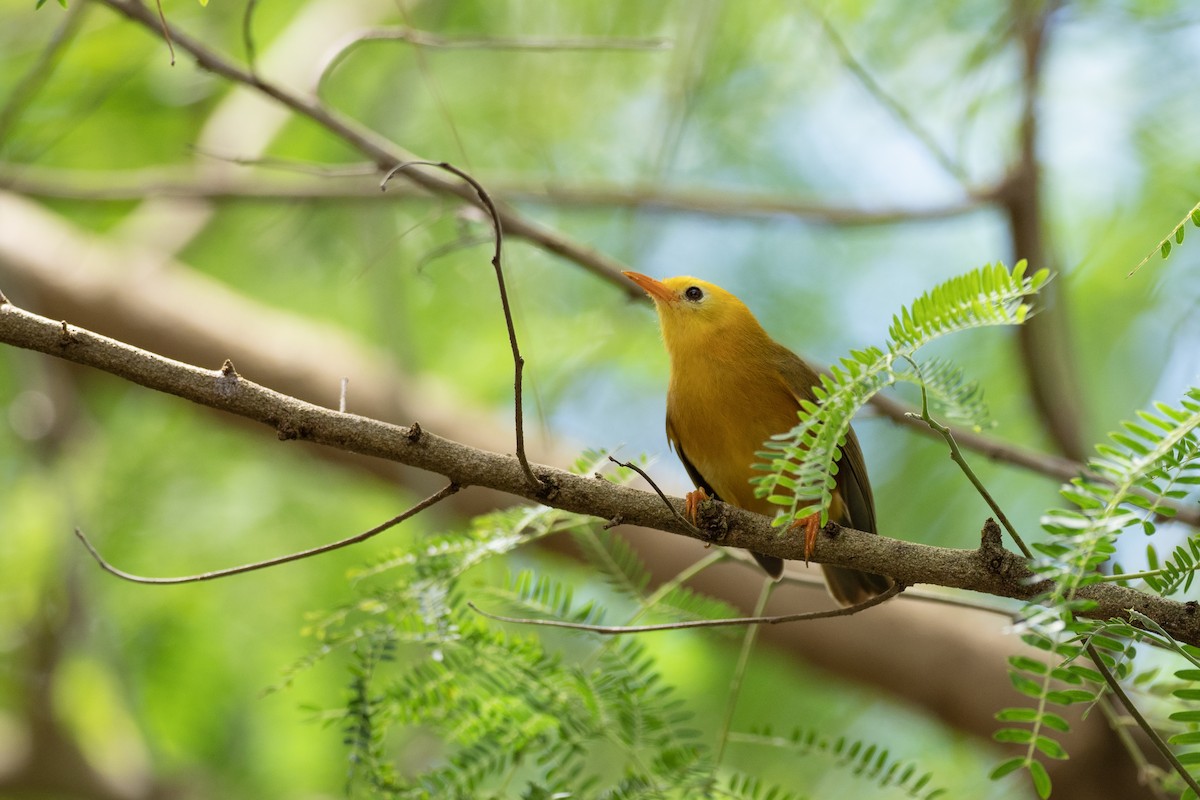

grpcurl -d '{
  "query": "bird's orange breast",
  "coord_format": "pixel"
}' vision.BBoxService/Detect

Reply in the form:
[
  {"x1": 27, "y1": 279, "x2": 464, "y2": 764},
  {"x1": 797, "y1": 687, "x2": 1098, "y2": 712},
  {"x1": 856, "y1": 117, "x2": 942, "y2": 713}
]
[{"x1": 666, "y1": 355, "x2": 798, "y2": 516}]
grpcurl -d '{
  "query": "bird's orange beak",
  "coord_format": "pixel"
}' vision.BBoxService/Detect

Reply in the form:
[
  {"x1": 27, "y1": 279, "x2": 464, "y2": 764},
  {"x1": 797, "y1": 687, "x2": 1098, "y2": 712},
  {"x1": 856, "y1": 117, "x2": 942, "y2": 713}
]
[{"x1": 623, "y1": 271, "x2": 675, "y2": 304}]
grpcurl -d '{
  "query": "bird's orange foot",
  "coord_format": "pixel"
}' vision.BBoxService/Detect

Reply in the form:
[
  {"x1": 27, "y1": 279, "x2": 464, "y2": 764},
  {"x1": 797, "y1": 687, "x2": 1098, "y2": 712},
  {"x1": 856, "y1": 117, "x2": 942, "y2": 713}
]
[
  {"x1": 684, "y1": 488, "x2": 712, "y2": 547},
  {"x1": 684, "y1": 487, "x2": 708, "y2": 523},
  {"x1": 788, "y1": 512, "x2": 821, "y2": 564}
]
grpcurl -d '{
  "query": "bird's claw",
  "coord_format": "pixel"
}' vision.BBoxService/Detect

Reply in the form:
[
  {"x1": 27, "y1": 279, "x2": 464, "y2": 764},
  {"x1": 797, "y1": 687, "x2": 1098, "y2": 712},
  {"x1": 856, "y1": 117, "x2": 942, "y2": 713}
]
[
  {"x1": 788, "y1": 512, "x2": 821, "y2": 565},
  {"x1": 684, "y1": 488, "x2": 711, "y2": 547}
]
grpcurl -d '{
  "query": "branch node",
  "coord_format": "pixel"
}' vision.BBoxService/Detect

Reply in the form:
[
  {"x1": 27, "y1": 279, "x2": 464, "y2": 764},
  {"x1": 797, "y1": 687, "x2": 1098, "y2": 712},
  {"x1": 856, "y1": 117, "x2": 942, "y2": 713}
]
[
  {"x1": 533, "y1": 470, "x2": 560, "y2": 501},
  {"x1": 0, "y1": 288, "x2": 8, "y2": 306},
  {"x1": 405, "y1": 421, "x2": 424, "y2": 442},
  {"x1": 608, "y1": 456, "x2": 706, "y2": 539},
  {"x1": 980, "y1": 517, "x2": 1004, "y2": 552},
  {"x1": 215, "y1": 359, "x2": 240, "y2": 398},
  {"x1": 696, "y1": 501, "x2": 729, "y2": 544},
  {"x1": 58, "y1": 320, "x2": 76, "y2": 346},
  {"x1": 977, "y1": 519, "x2": 1029, "y2": 581},
  {"x1": 603, "y1": 515, "x2": 623, "y2": 530},
  {"x1": 382, "y1": 159, "x2": 543, "y2": 492},
  {"x1": 693, "y1": 496, "x2": 731, "y2": 546},
  {"x1": 276, "y1": 419, "x2": 299, "y2": 441}
]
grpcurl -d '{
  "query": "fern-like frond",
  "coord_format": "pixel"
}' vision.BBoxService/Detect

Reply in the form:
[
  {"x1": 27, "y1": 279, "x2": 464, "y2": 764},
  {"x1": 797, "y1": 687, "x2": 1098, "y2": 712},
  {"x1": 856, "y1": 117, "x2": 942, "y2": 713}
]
[
  {"x1": 319, "y1": 546, "x2": 708, "y2": 797},
  {"x1": 1069, "y1": 613, "x2": 1200, "y2": 798},
  {"x1": 720, "y1": 773, "x2": 804, "y2": 800},
  {"x1": 571, "y1": 526, "x2": 652, "y2": 598},
  {"x1": 350, "y1": 503, "x2": 592, "y2": 584},
  {"x1": 476, "y1": 569, "x2": 607, "y2": 628},
  {"x1": 1143, "y1": 538, "x2": 1200, "y2": 597},
  {"x1": 343, "y1": 627, "x2": 402, "y2": 794},
  {"x1": 754, "y1": 261, "x2": 1047, "y2": 525},
  {"x1": 995, "y1": 388, "x2": 1200, "y2": 799},
  {"x1": 1128, "y1": 201, "x2": 1200, "y2": 276},
  {"x1": 894, "y1": 356, "x2": 990, "y2": 430},
  {"x1": 1036, "y1": 388, "x2": 1200, "y2": 595},
  {"x1": 753, "y1": 348, "x2": 893, "y2": 524},
  {"x1": 990, "y1": 630, "x2": 1103, "y2": 800},
  {"x1": 731, "y1": 727, "x2": 947, "y2": 799},
  {"x1": 887, "y1": 260, "x2": 1044, "y2": 348}
]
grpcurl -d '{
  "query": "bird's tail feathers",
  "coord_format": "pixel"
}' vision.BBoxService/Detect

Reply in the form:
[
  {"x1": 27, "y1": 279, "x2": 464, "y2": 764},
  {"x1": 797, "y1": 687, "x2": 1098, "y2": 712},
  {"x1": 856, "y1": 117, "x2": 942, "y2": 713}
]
[{"x1": 822, "y1": 566, "x2": 894, "y2": 606}]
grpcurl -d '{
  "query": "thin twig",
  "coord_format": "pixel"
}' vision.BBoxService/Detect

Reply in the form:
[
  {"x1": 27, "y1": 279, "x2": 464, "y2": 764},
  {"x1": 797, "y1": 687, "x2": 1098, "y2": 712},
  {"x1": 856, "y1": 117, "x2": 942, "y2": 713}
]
[
  {"x1": 608, "y1": 455, "x2": 704, "y2": 537},
  {"x1": 1094, "y1": 564, "x2": 1200, "y2": 585},
  {"x1": 416, "y1": 233, "x2": 493, "y2": 273},
  {"x1": 75, "y1": 482, "x2": 459, "y2": 584},
  {"x1": 383, "y1": 160, "x2": 542, "y2": 490},
  {"x1": 242, "y1": 0, "x2": 259, "y2": 75},
  {"x1": 190, "y1": 151, "x2": 381, "y2": 177},
  {"x1": 355, "y1": 26, "x2": 670, "y2": 52},
  {"x1": 153, "y1": 0, "x2": 176, "y2": 66},
  {"x1": 318, "y1": 26, "x2": 668, "y2": 94},
  {"x1": 814, "y1": 7, "x2": 970, "y2": 187},
  {"x1": 716, "y1": 578, "x2": 774, "y2": 766},
  {"x1": 0, "y1": 163, "x2": 992, "y2": 225},
  {"x1": 1088, "y1": 642, "x2": 1200, "y2": 797},
  {"x1": 916, "y1": 410, "x2": 1031, "y2": 558},
  {"x1": 905, "y1": 358, "x2": 1032, "y2": 558},
  {"x1": 467, "y1": 581, "x2": 903, "y2": 634},
  {"x1": 870, "y1": 391, "x2": 1200, "y2": 529},
  {"x1": 1096, "y1": 695, "x2": 1176, "y2": 800}
]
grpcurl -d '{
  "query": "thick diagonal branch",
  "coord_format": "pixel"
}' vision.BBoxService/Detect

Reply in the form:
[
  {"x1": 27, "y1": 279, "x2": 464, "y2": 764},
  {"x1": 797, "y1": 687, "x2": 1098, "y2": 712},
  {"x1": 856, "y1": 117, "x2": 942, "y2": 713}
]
[{"x1": 2, "y1": 299, "x2": 1196, "y2": 646}]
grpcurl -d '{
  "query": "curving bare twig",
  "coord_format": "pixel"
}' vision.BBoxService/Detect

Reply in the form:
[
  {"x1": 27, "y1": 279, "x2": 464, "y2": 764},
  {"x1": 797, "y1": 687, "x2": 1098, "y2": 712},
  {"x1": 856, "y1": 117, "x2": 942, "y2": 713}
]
[
  {"x1": 74, "y1": 482, "x2": 459, "y2": 584},
  {"x1": 903, "y1": 356, "x2": 1032, "y2": 558},
  {"x1": 383, "y1": 160, "x2": 542, "y2": 491},
  {"x1": 467, "y1": 580, "x2": 902, "y2": 634},
  {"x1": 608, "y1": 455, "x2": 704, "y2": 537},
  {"x1": 151, "y1": 0, "x2": 175, "y2": 65}
]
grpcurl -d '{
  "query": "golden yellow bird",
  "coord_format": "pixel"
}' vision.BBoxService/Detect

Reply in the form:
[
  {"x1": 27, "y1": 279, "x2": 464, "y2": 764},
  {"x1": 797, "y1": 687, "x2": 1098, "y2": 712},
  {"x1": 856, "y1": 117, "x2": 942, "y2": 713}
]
[{"x1": 624, "y1": 271, "x2": 892, "y2": 606}]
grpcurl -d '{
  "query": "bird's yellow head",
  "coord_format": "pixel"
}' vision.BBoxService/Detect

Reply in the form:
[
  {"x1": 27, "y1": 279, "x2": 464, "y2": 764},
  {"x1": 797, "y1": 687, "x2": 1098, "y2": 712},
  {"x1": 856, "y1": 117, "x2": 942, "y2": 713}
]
[{"x1": 622, "y1": 271, "x2": 771, "y2": 361}]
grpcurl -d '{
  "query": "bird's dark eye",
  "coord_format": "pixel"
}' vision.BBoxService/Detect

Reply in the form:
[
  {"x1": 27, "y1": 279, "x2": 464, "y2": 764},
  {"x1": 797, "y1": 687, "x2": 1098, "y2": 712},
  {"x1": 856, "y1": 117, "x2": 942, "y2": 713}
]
[{"x1": 684, "y1": 286, "x2": 704, "y2": 302}]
